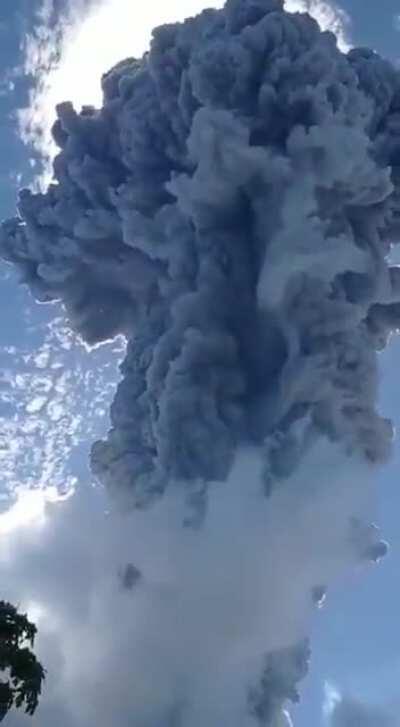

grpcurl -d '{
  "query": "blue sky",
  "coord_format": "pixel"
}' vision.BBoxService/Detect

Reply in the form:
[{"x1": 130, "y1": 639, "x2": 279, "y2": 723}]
[
  {"x1": 0, "y1": 0, "x2": 36, "y2": 218},
  {"x1": 1, "y1": 1, "x2": 400, "y2": 725},
  {"x1": 342, "y1": 0, "x2": 399, "y2": 57}
]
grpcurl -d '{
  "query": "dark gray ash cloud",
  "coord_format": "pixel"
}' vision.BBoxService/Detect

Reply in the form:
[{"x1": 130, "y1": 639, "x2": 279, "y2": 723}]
[{"x1": 2, "y1": 0, "x2": 400, "y2": 724}]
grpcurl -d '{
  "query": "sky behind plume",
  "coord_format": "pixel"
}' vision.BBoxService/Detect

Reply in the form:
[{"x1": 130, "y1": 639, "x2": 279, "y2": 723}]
[{"x1": 1, "y1": 1, "x2": 400, "y2": 726}]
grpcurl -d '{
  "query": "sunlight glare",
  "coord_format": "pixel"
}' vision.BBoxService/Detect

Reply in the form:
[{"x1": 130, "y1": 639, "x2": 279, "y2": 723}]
[{"x1": 0, "y1": 486, "x2": 69, "y2": 535}]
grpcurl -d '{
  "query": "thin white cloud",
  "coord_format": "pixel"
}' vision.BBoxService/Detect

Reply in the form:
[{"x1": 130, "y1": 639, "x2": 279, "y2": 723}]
[{"x1": 323, "y1": 682, "x2": 342, "y2": 722}]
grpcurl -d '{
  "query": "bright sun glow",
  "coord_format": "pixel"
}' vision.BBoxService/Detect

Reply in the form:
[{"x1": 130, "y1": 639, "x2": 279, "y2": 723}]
[{"x1": 0, "y1": 486, "x2": 69, "y2": 535}]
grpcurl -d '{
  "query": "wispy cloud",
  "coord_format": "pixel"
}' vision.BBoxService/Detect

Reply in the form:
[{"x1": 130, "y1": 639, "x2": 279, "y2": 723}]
[{"x1": 323, "y1": 682, "x2": 342, "y2": 722}]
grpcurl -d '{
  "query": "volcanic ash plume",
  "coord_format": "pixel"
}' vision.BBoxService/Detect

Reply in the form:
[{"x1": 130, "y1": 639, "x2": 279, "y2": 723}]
[{"x1": 2, "y1": 0, "x2": 400, "y2": 723}]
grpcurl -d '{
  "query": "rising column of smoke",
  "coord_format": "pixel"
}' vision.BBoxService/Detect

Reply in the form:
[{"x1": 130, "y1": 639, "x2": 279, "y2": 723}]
[{"x1": 2, "y1": 0, "x2": 400, "y2": 724}]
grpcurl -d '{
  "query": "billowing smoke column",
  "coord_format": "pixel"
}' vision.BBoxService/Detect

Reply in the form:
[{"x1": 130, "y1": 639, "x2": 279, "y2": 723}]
[{"x1": 2, "y1": 0, "x2": 400, "y2": 723}]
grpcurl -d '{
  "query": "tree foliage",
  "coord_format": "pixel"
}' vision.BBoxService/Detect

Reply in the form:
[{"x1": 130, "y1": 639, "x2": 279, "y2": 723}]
[{"x1": 0, "y1": 601, "x2": 46, "y2": 721}]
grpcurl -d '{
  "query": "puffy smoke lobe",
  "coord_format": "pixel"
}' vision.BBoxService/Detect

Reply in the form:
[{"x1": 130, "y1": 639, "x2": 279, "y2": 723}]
[{"x1": 2, "y1": 0, "x2": 400, "y2": 723}]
